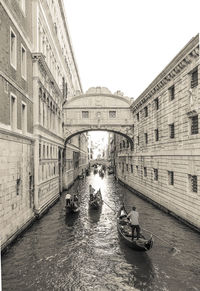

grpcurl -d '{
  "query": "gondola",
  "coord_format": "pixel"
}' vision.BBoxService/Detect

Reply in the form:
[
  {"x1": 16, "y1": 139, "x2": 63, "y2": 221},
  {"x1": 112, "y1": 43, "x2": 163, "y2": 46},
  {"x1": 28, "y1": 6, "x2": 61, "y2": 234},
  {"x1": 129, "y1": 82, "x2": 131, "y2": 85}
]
[
  {"x1": 117, "y1": 208, "x2": 153, "y2": 251},
  {"x1": 65, "y1": 193, "x2": 80, "y2": 214},
  {"x1": 89, "y1": 189, "x2": 103, "y2": 209}
]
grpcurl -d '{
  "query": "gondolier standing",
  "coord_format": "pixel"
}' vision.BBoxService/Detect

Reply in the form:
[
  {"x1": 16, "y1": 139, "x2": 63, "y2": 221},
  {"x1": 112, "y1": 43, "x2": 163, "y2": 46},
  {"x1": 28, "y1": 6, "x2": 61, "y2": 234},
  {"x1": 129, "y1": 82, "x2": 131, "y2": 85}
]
[{"x1": 127, "y1": 206, "x2": 140, "y2": 240}]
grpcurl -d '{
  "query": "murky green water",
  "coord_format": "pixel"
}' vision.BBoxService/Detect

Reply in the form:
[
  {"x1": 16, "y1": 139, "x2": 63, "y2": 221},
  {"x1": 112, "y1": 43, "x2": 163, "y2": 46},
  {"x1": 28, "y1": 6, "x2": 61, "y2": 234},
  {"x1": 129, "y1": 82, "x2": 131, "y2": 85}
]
[{"x1": 2, "y1": 173, "x2": 200, "y2": 290}]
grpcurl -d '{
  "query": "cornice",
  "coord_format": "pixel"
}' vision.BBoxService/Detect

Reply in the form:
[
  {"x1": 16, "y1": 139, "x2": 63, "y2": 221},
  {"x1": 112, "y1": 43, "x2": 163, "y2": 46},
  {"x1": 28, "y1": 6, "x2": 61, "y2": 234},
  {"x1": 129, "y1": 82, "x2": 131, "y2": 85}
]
[
  {"x1": 32, "y1": 52, "x2": 62, "y2": 98},
  {"x1": 131, "y1": 34, "x2": 199, "y2": 113}
]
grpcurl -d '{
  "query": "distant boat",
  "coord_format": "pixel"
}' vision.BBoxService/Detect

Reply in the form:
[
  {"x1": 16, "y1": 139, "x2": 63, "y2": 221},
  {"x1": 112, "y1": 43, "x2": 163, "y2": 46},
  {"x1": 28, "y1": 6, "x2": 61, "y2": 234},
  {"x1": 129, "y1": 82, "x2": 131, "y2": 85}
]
[
  {"x1": 89, "y1": 189, "x2": 103, "y2": 209},
  {"x1": 65, "y1": 193, "x2": 80, "y2": 213},
  {"x1": 117, "y1": 208, "x2": 153, "y2": 251}
]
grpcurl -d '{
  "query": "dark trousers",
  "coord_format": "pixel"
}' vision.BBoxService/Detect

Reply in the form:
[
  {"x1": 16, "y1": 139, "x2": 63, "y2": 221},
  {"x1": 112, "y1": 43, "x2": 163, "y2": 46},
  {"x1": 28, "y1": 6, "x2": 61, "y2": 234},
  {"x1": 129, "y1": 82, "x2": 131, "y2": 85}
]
[{"x1": 131, "y1": 225, "x2": 140, "y2": 240}]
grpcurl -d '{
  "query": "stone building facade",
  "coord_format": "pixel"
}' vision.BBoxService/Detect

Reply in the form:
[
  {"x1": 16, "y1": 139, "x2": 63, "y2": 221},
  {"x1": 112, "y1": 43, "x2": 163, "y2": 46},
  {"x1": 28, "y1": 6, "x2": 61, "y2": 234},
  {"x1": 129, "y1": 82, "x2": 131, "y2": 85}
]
[
  {"x1": 116, "y1": 34, "x2": 200, "y2": 230},
  {"x1": 0, "y1": 0, "x2": 34, "y2": 248},
  {"x1": 0, "y1": 0, "x2": 88, "y2": 250}
]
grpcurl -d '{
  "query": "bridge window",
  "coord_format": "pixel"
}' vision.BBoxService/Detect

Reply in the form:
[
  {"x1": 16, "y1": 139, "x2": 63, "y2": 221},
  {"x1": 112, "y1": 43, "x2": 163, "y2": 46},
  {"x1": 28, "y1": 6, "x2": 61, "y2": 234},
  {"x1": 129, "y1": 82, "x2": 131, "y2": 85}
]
[
  {"x1": 82, "y1": 111, "x2": 89, "y2": 118},
  {"x1": 109, "y1": 111, "x2": 116, "y2": 118}
]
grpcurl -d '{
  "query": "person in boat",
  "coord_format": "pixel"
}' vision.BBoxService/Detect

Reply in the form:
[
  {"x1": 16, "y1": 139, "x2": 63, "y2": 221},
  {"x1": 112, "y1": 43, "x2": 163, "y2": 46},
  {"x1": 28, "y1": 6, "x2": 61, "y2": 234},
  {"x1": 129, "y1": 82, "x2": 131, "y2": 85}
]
[
  {"x1": 65, "y1": 194, "x2": 71, "y2": 206},
  {"x1": 127, "y1": 206, "x2": 140, "y2": 240},
  {"x1": 89, "y1": 185, "x2": 95, "y2": 200},
  {"x1": 119, "y1": 204, "x2": 127, "y2": 219}
]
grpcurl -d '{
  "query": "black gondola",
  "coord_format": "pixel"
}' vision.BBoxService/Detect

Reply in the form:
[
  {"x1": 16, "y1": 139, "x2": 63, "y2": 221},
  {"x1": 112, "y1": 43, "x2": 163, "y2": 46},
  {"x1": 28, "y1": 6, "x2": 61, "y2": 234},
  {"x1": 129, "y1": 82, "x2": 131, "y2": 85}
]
[
  {"x1": 65, "y1": 193, "x2": 80, "y2": 213},
  {"x1": 117, "y1": 208, "x2": 153, "y2": 251},
  {"x1": 89, "y1": 189, "x2": 103, "y2": 209}
]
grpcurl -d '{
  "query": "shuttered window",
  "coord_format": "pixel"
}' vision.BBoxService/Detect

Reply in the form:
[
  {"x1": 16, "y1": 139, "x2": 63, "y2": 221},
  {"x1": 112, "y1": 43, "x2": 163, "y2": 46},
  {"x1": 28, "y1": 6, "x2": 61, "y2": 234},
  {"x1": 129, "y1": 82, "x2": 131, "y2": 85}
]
[{"x1": 191, "y1": 69, "x2": 198, "y2": 88}]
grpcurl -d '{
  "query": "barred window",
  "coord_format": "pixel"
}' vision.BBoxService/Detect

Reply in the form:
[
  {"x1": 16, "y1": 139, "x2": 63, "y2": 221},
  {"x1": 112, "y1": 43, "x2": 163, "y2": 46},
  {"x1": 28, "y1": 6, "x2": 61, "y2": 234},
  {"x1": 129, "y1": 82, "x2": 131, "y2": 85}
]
[
  {"x1": 191, "y1": 115, "x2": 198, "y2": 135},
  {"x1": 189, "y1": 175, "x2": 198, "y2": 193},
  {"x1": 137, "y1": 112, "x2": 139, "y2": 121},
  {"x1": 144, "y1": 167, "x2": 147, "y2": 177},
  {"x1": 154, "y1": 97, "x2": 159, "y2": 110},
  {"x1": 145, "y1": 133, "x2": 148, "y2": 144},
  {"x1": 131, "y1": 164, "x2": 133, "y2": 173},
  {"x1": 168, "y1": 171, "x2": 174, "y2": 185},
  {"x1": 126, "y1": 164, "x2": 129, "y2": 171},
  {"x1": 169, "y1": 85, "x2": 175, "y2": 101},
  {"x1": 82, "y1": 111, "x2": 89, "y2": 118},
  {"x1": 191, "y1": 69, "x2": 198, "y2": 88},
  {"x1": 109, "y1": 111, "x2": 116, "y2": 118},
  {"x1": 169, "y1": 123, "x2": 175, "y2": 138},
  {"x1": 144, "y1": 106, "x2": 148, "y2": 117},
  {"x1": 155, "y1": 129, "x2": 159, "y2": 141},
  {"x1": 153, "y1": 168, "x2": 158, "y2": 181}
]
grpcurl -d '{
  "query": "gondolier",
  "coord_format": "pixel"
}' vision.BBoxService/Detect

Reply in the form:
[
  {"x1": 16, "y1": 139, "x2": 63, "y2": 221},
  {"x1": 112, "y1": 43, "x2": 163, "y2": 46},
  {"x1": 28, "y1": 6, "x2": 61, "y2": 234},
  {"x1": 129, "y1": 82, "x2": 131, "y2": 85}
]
[{"x1": 127, "y1": 206, "x2": 140, "y2": 240}]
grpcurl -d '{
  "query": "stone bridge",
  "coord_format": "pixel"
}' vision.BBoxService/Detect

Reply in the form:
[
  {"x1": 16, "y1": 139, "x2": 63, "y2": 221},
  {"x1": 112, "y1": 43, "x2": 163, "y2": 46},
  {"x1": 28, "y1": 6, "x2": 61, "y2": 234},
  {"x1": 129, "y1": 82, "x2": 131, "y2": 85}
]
[{"x1": 63, "y1": 87, "x2": 134, "y2": 145}]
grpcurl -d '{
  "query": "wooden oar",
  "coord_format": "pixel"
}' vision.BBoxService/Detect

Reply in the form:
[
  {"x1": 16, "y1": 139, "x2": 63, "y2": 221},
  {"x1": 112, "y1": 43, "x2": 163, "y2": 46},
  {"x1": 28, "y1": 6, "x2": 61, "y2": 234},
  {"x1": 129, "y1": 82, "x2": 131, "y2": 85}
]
[
  {"x1": 102, "y1": 200, "x2": 117, "y2": 214},
  {"x1": 142, "y1": 227, "x2": 180, "y2": 253}
]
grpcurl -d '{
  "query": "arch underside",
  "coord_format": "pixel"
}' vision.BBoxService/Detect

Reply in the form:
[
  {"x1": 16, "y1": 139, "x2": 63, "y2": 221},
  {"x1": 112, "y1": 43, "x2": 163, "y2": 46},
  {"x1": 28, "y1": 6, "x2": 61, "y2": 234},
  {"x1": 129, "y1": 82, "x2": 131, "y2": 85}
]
[{"x1": 64, "y1": 126, "x2": 134, "y2": 147}]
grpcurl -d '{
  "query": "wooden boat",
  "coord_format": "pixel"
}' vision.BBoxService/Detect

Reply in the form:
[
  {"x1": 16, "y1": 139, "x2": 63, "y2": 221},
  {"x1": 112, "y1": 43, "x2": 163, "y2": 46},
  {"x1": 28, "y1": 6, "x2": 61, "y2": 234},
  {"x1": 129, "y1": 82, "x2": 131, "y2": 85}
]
[
  {"x1": 65, "y1": 193, "x2": 80, "y2": 213},
  {"x1": 117, "y1": 208, "x2": 153, "y2": 251},
  {"x1": 99, "y1": 169, "x2": 104, "y2": 178},
  {"x1": 89, "y1": 189, "x2": 103, "y2": 209}
]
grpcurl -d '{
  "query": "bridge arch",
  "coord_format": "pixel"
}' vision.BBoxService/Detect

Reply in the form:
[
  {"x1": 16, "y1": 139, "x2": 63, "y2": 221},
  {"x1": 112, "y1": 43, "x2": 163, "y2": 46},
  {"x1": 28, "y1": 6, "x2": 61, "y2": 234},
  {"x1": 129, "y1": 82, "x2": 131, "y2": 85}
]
[{"x1": 63, "y1": 87, "x2": 134, "y2": 145}]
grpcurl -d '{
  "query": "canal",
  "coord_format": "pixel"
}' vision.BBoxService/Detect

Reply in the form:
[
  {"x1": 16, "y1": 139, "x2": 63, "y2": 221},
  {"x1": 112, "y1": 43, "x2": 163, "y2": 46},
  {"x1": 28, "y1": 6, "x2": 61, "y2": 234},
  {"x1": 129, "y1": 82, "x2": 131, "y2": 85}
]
[{"x1": 2, "y1": 172, "x2": 200, "y2": 291}]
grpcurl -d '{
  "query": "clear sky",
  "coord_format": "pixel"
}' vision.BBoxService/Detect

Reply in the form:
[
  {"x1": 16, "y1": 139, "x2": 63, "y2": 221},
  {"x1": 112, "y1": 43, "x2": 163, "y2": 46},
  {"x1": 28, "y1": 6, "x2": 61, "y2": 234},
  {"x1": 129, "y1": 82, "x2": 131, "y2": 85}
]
[{"x1": 63, "y1": 0, "x2": 200, "y2": 99}]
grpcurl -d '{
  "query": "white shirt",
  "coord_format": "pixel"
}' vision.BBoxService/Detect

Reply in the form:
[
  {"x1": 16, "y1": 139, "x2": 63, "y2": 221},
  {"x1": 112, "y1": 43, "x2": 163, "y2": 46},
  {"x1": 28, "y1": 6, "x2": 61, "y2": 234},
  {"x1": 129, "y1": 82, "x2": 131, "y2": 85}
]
[{"x1": 127, "y1": 210, "x2": 139, "y2": 225}]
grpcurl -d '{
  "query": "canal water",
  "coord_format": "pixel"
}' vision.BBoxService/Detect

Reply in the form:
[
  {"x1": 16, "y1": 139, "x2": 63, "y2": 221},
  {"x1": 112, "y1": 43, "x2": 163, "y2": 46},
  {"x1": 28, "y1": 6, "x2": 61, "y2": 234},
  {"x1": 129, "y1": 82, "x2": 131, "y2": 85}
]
[{"x1": 2, "y1": 172, "x2": 200, "y2": 291}]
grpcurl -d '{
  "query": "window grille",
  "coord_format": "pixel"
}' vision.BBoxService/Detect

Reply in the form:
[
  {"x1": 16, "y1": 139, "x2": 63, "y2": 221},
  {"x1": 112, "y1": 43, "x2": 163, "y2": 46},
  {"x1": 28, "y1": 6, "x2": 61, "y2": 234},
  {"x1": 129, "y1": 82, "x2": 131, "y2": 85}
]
[
  {"x1": 169, "y1": 85, "x2": 175, "y2": 101},
  {"x1": 131, "y1": 165, "x2": 133, "y2": 173},
  {"x1": 154, "y1": 98, "x2": 159, "y2": 110},
  {"x1": 136, "y1": 112, "x2": 139, "y2": 121},
  {"x1": 168, "y1": 171, "x2": 174, "y2": 185},
  {"x1": 144, "y1": 106, "x2": 148, "y2": 117},
  {"x1": 145, "y1": 133, "x2": 148, "y2": 144},
  {"x1": 169, "y1": 123, "x2": 175, "y2": 138},
  {"x1": 155, "y1": 129, "x2": 159, "y2": 141},
  {"x1": 137, "y1": 136, "x2": 139, "y2": 145},
  {"x1": 191, "y1": 69, "x2": 198, "y2": 88},
  {"x1": 144, "y1": 167, "x2": 147, "y2": 177},
  {"x1": 109, "y1": 111, "x2": 116, "y2": 118},
  {"x1": 189, "y1": 175, "x2": 197, "y2": 193},
  {"x1": 191, "y1": 115, "x2": 198, "y2": 134},
  {"x1": 153, "y1": 168, "x2": 158, "y2": 181}
]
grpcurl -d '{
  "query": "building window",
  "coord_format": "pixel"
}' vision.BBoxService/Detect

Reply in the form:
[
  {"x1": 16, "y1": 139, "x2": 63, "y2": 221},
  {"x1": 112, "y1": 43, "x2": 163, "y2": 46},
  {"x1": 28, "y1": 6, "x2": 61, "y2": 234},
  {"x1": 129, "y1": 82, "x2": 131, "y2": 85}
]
[
  {"x1": 21, "y1": 102, "x2": 27, "y2": 134},
  {"x1": 145, "y1": 133, "x2": 148, "y2": 144},
  {"x1": 109, "y1": 111, "x2": 116, "y2": 118},
  {"x1": 123, "y1": 140, "x2": 125, "y2": 148},
  {"x1": 10, "y1": 28, "x2": 17, "y2": 69},
  {"x1": 155, "y1": 129, "x2": 159, "y2": 141},
  {"x1": 120, "y1": 143, "x2": 122, "y2": 149},
  {"x1": 131, "y1": 164, "x2": 133, "y2": 173},
  {"x1": 122, "y1": 163, "x2": 124, "y2": 173},
  {"x1": 126, "y1": 140, "x2": 129, "y2": 148},
  {"x1": 136, "y1": 112, "x2": 139, "y2": 121},
  {"x1": 136, "y1": 165, "x2": 139, "y2": 175},
  {"x1": 154, "y1": 97, "x2": 159, "y2": 110},
  {"x1": 144, "y1": 167, "x2": 147, "y2": 177},
  {"x1": 191, "y1": 69, "x2": 198, "y2": 88},
  {"x1": 169, "y1": 85, "x2": 175, "y2": 101},
  {"x1": 10, "y1": 94, "x2": 17, "y2": 130},
  {"x1": 168, "y1": 171, "x2": 174, "y2": 185},
  {"x1": 153, "y1": 168, "x2": 158, "y2": 181},
  {"x1": 39, "y1": 144, "x2": 41, "y2": 159},
  {"x1": 126, "y1": 164, "x2": 129, "y2": 171},
  {"x1": 191, "y1": 115, "x2": 198, "y2": 135},
  {"x1": 169, "y1": 123, "x2": 175, "y2": 138},
  {"x1": 188, "y1": 174, "x2": 197, "y2": 193},
  {"x1": 137, "y1": 136, "x2": 139, "y2": 145},
  {"x1": 82, "y1": 111, "x2": 89, "y2": 118},
  {"x1": 43, "y1": 145, "x2": 45, "y2": 158},
  {"x1": 144, "y1": 106, "x2": 148, "y2": 117},
  {"x1": 21, "y1": 45, "x2": 26, "y2": 79}
]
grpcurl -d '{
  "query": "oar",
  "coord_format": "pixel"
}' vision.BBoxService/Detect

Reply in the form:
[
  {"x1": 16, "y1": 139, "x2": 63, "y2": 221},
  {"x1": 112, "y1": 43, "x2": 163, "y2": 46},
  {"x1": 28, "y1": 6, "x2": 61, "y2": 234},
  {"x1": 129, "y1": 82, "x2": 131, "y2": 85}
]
[
  {"x1": 102, "y1": 200, "x2": 117, "y2": 214},
  {"x1": 142, "y1": 227, "x2": 180, "y2": 253}
]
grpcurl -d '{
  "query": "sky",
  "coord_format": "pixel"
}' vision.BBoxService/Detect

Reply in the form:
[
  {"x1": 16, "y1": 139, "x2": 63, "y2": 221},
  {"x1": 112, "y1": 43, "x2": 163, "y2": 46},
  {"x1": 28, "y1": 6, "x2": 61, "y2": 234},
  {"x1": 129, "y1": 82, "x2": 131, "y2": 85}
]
[{"x1": 64, "y1": 0, "x2": 200, "y2": 99}]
